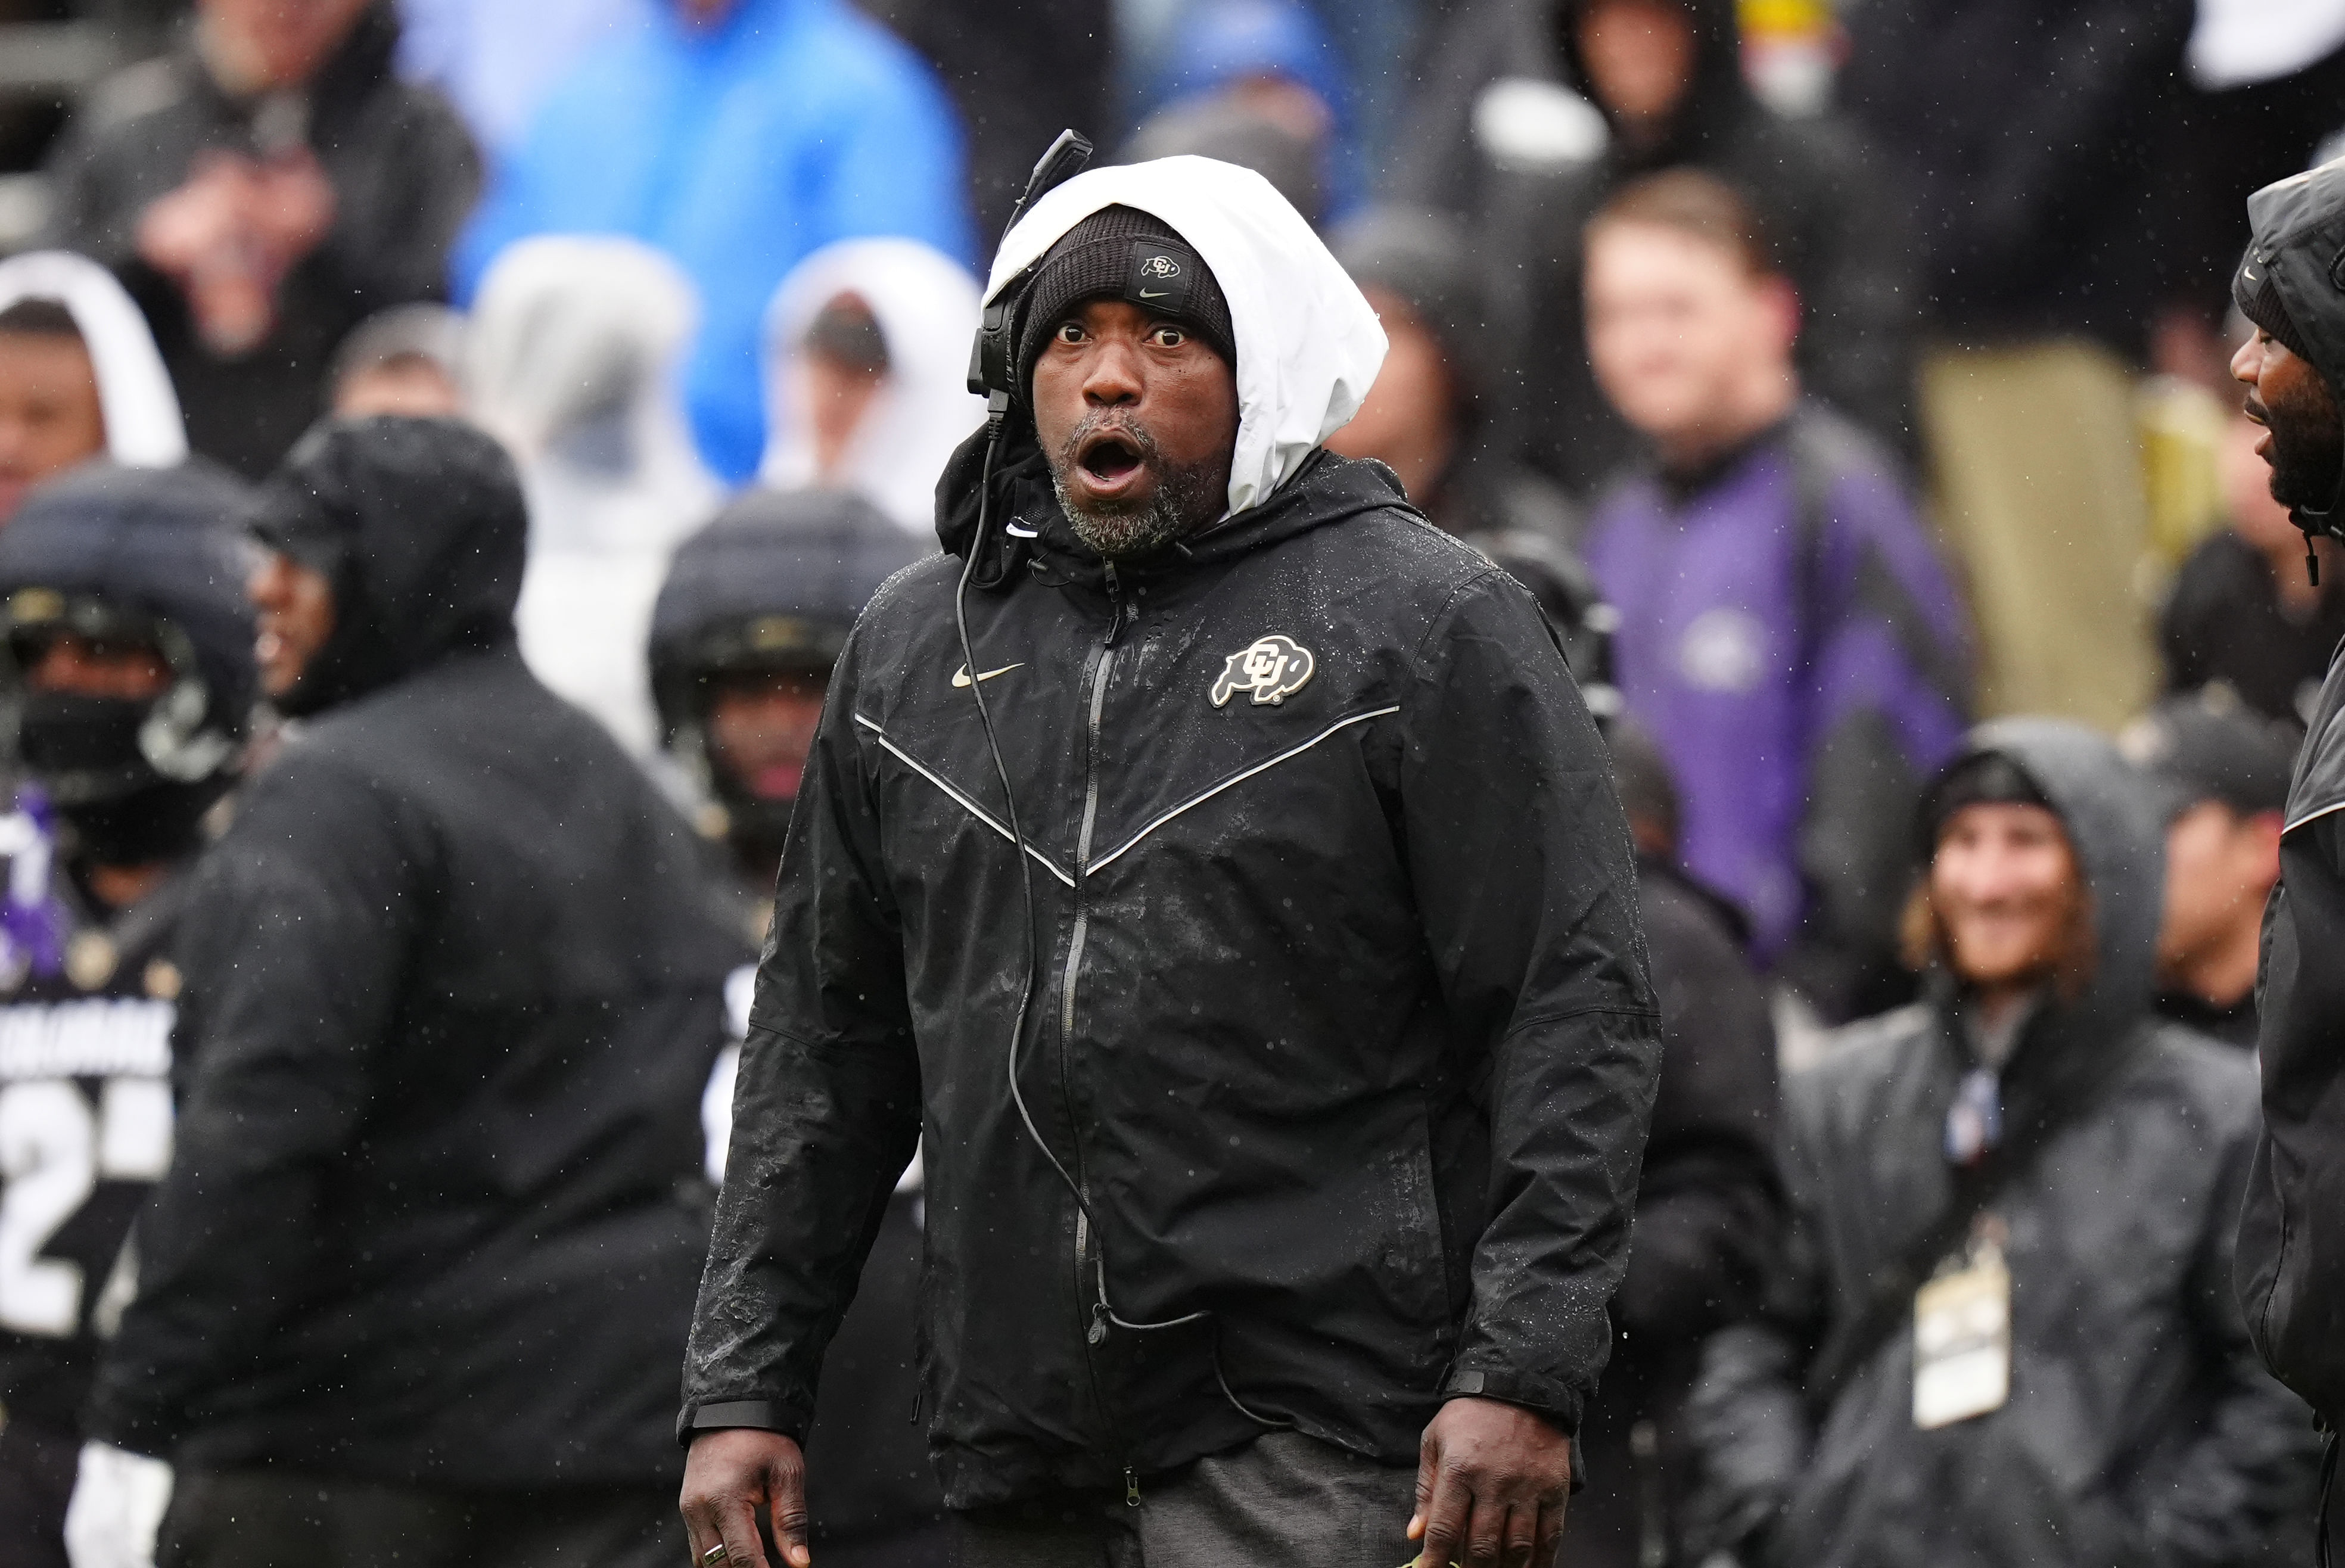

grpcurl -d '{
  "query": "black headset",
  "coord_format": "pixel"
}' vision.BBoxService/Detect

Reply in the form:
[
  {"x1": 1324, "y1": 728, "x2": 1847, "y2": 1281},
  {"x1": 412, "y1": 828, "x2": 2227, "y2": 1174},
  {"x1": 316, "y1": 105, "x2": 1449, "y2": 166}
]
[
  {"x1": 965, "y1": 129, "x2": 1095, "y2": 412},
  {"x1": 950, "y1": 132, "x2": 1289, "y2": 1429}
]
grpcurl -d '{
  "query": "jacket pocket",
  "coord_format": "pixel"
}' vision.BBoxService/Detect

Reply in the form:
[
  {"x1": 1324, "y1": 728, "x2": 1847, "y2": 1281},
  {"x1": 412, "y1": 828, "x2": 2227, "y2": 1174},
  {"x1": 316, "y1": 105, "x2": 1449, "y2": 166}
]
[{"x1": 1374, "y1": 1115, "x2": 1453, "y2": 1341}]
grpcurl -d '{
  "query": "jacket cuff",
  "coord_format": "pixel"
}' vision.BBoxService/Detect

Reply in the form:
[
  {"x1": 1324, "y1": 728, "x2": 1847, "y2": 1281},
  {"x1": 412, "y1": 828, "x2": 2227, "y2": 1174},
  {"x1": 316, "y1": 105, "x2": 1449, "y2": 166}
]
[
  {"x1": 1440, "y1": 1367, "x2": 1584, "y2": 1437},
  {"x1": 677, "y1": 1398, "x2": 810, "y2": 1447}
]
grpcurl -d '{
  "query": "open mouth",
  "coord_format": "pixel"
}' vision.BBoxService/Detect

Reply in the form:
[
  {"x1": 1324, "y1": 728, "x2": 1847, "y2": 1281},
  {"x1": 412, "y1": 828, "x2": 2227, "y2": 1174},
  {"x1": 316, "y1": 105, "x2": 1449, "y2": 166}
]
[{"x1": 1075, "y1": 428, "x2": 1149, "y2": 494}]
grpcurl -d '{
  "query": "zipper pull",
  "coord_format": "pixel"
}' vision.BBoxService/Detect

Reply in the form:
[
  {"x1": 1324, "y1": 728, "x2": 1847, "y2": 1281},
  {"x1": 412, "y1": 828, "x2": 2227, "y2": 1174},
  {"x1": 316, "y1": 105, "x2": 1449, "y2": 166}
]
[
  {"x1": 1088, "y1": 1301, "x2": 1109, "y2": 1345},
  {"x1": 1102, "y1": 562, "x2": 1130, "y2": 643},
  {"x1": 1125, "y1": 1467, "x2": 1141, "y2": 1508}
]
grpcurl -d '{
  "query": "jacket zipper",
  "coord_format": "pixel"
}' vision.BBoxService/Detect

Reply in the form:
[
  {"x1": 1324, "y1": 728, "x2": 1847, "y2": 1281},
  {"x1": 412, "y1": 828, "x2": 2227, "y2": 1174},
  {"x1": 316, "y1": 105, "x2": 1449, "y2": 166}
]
[
  {"x1": 1060, "y1": 568, "x2": 1127, "y2": 1084},
  {"x1": 1059, "y1": 567, "x2": 1131, "y2": 1465}
]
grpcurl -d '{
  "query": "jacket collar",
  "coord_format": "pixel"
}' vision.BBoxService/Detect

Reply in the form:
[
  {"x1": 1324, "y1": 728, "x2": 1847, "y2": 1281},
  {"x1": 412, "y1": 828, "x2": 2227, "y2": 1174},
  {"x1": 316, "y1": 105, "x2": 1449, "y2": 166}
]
[{"x1": 935, "y1": 421, "x2": 1419, "y2": 599}]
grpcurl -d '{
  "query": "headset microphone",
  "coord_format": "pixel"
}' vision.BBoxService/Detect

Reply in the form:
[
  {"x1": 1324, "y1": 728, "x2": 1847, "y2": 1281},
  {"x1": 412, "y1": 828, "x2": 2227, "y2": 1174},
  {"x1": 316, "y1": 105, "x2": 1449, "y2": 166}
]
[{"x1": 950, "y1": 130, "x2": 1287, "y2": 1430}]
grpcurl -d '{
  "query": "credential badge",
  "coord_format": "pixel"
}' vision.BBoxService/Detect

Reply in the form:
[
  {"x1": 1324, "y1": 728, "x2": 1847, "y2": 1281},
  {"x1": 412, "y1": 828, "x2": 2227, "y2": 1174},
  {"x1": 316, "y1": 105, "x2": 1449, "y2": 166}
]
[{"x1": 1210, "y1": 634, "x2": 1315, "y2": 707}]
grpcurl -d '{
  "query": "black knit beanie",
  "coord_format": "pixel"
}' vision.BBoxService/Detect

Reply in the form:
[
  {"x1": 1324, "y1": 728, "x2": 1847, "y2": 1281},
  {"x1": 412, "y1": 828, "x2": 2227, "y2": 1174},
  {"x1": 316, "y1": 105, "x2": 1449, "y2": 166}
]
[
  {"x1": 1015, "y1": 206, "x2": 1236, "y2": 399},
  {"x1": 1917, "y1": 751, "x2": 2053, "y2": 855},
  {"x1": 2235, "y1": 248, "x2": 2313, "y2": 361}
]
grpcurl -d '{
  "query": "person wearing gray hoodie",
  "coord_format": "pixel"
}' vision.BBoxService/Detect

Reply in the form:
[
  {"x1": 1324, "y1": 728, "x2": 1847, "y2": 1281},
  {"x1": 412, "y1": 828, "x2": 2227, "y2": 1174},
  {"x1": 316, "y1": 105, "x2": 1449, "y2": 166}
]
[{"x1": 1689, "y1": 720, "x2": 2318, "y2": 1568}]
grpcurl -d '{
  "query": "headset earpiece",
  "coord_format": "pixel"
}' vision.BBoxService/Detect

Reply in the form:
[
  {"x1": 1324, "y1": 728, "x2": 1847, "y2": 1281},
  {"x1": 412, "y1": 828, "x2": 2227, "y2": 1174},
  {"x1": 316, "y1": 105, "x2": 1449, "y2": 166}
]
[{"x1": 967, "y1": 129, "x2": 1093, "y2": 404}]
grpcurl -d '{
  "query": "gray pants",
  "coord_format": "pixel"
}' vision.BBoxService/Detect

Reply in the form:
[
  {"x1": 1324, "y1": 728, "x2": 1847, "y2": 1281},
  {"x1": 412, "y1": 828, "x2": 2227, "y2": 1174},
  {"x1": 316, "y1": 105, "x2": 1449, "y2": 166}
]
[{"x1": 958, "y1": 1433, "x2": 1421, "y2": 1568}]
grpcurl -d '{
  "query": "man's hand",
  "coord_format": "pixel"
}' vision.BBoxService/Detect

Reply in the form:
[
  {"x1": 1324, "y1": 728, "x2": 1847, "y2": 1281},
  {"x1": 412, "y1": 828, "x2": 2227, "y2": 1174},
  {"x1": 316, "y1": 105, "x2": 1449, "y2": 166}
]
[
  {"x1": 681, "y1": 1428, "x2": 811, "y2": 1568},
  {"x1": 1408, "y1": 1397, "x2": 1572, "y2": 1567}
]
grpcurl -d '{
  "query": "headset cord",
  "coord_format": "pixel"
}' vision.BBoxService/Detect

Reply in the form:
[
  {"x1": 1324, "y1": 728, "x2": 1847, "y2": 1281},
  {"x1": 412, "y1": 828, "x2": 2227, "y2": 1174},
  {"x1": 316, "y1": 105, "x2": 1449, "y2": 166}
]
[{"x1": 952, "y1": 410, "x2": 1290, "y2": 1432}]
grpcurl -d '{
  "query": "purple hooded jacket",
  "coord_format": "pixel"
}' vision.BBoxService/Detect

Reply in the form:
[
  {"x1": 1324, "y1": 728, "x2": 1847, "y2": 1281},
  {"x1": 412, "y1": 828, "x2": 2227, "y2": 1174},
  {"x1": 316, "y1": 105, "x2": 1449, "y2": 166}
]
[{"x1": 1587, "y1": 405, "x2": 1969, "y2": 1003}]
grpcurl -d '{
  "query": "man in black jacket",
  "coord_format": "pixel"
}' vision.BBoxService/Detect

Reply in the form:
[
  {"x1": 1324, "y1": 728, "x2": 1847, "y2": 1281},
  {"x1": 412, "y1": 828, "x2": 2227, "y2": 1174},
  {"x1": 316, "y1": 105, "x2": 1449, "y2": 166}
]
[
  {"x1": 679, "y1": 160, "x2": 1660, "y2": 1568},
  {"x1": 2230, "y1": 155, "x2": 2345, "y2": 1560},
  {"x1": 67, "y1": 418, "x2": 741, "y2": 1567}
]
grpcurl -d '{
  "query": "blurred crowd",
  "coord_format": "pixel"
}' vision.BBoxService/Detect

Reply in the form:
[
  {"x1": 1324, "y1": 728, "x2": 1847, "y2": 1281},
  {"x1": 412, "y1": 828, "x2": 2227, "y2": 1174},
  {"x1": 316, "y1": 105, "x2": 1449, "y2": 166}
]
[{"x1": 0, "y1": 0, "x2": 2338, "y2": 1564}]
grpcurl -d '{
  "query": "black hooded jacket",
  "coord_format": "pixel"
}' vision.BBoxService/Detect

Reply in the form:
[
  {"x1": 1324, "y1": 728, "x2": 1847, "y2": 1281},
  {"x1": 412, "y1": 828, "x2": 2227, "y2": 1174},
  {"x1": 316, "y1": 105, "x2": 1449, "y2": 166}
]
[
  {"x1": 1690, "y1": 721, "x2": 2316, "y2": 1568},
  {"x1": 680, "y1": 426, "x2": 1660, "y2": 1510},
  {"x1": 1391, "y1": 0, "x2": 1913, "y2": 493},
  {"x1": 2234, "y1": 162, "x2": 2345, "y2": 1459},
  {"x1": 85, "y1": 419, "x2": 741, "y2": 1486},
  {"x1": 43, "y1": 3, "x2": 479, "y2": 478}
]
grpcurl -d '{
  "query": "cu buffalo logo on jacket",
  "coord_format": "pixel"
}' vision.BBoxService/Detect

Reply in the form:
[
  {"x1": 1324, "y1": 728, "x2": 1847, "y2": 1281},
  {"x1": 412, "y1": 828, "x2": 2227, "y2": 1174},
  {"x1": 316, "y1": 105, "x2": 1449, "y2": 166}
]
[{"x1": 1211, "y1": 635, "x2": 1315, "y2": 707}]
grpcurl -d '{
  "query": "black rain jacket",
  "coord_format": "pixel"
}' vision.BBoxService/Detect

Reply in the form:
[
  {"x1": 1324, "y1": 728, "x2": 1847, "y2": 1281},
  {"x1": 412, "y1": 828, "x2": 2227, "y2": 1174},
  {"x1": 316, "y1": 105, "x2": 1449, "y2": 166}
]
[
  {"x1": 2234, "y1": 161, "x2": 2345, "y2": 1545},
  {"x1": 681, "y1": 432, "x2": 1660, "y2": 1510},
  {"x1": 1572, "y1": 858, "x2": 1780, "y2": 1568},
  {"x1": 1690, "y1": 721, "x2": 2318, "y2": 1568},
  {"x1": 86, "y1": 419, "x2": 741, "y2": 1486}
]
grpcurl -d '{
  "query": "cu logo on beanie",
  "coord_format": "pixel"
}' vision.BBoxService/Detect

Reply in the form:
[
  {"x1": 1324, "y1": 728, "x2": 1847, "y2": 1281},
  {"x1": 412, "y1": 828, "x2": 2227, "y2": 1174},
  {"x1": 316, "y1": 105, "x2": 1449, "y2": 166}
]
[{"x1": 1142, "y1": 254, "x2": 1182, "y2": 280}]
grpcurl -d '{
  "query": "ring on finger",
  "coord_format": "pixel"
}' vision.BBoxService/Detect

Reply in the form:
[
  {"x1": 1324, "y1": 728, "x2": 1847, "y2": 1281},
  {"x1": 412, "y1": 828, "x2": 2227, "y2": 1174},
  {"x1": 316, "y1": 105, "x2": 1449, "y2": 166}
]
[{"x1": 701, "y1": 1545, "x2": 729, "y2": 1565}]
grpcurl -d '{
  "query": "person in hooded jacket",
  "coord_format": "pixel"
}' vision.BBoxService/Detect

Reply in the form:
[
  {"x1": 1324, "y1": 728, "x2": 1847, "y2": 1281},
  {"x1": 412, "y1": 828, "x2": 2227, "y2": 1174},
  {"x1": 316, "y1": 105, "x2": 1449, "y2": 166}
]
[
  {"x1": 466, "y1": 234, "x2": 723, "y2": 765},
  {"x1": 452, "y1": 0, "x2": 972, "y2": 484},
  {"x1": 41, "y1": 0, "x2": 478, "y2": 480},
  {"x1": 678, "y1": 155, "x2": 1659, "y2": 1568},
  {"x1": 1390, "y1": 0, "x2": 1912, "y2": 496},
  {"x1": 758, "y1": 239, "x2": 988, "y2": 540},
  {"x1": 0, "y1": 253, "x2": 189, "y2": 527},
  {"x1": 0, "y1": 462, "x2": 252, "y2": 1568},
  {"x1": 1687, "y1": 719, "x2": 2318, "y2": 1568},
  {"x1": 2228, "y1": 155, "x2": 2345, "y2": 1560},
  {"x1": 650, "y1": 486, "x2": 947, "y2": 1568},
  {"x1": 61, "y1": 418, "x2": 742, "y2": 1568}
]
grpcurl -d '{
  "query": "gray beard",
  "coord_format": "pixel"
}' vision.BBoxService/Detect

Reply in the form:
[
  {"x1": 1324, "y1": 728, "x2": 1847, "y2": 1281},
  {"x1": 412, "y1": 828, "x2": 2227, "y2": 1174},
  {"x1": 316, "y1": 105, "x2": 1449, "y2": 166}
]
[
  {"x1": 1053, "y1": 472, "x2": 1195, "y2": 558},
  {"x1": 1047, "y1": 420, "x2": 1226, "y2": 559}
]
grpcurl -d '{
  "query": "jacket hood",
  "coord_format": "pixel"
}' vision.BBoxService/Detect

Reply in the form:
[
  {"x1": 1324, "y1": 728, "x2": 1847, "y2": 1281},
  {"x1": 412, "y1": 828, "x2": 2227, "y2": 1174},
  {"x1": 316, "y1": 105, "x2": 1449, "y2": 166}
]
[
  {"x1": 1553, "y1": 0, "x2": 1750, "y2": 154},
  {"x1": 251, "y1": 416, "x2": 525, "y2": 715},
  {"x1": 981, "y1": 154, "x2": 1386, "y2": 520},
  {"x1": 759, "y1": 237, "x2": 987, "y2": 537},
  {"x1": 2238, "y1": 157, "x2": 2345, "y2": 523},
  {"x1": 467, "y1": 236, "x2": 719, "y2": 752},
  {"x1": 0, "y1": 251, "x2": 187, "y2": 469},
  {"x1": 465, "y1": 234, "x2": 720, "y2": 558},
  {"x1": 1935, "y1": 717, "x2": 2166, "y2": 1032}
]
